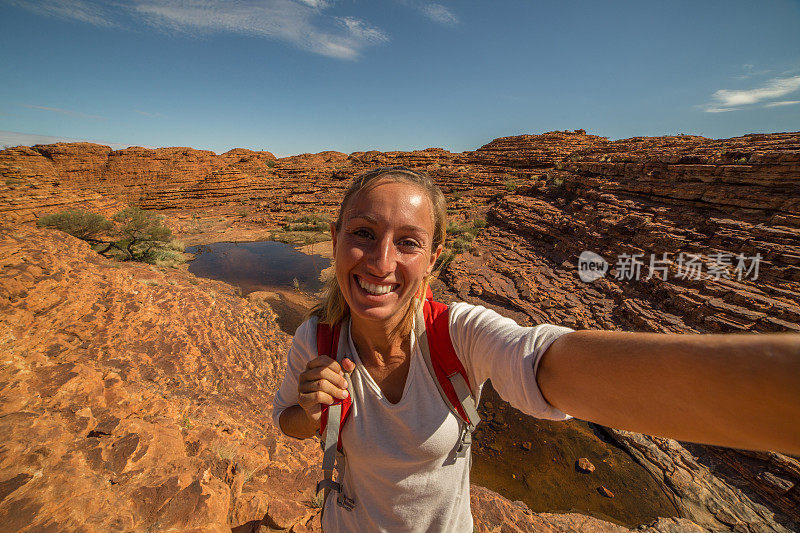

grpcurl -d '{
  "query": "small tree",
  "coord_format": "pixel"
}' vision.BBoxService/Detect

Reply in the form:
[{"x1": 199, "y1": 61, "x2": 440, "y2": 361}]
[
  {"x1": 38, "y1": 210, "x2": 113, "y2": 242},
  {"x1": 112, "y1": 207, "x2": 172, "y2": 260},
  {"x1": 38, "y1": 207, "x2": 180, "y2": 264}
]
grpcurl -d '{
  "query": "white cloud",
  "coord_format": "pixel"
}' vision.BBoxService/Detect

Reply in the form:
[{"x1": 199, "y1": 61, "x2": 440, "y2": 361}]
[
  {"x1": 20, "y1": 104, "x2": 106, "y2": 120},
  {"x1": 132, "y1": 0, "x2": 387, "y2": 59},
  {"x1": 420, "y1": 3, "x2": 458, "y2": 25},
  {"x1": 10, "y1": 0, "x2": 388, "y2": 60},
  {"x1": 763, "y1": 100, "x2": 800, "y2": 108},
  {"x1": 7, "y1": 0, "x2": 114, "y2": 26},
  {"x1": 705, "y1": 106, "x2": 740, "y2": 113},
  {"x1": 704, "y1": 75, "x2": 800, "y2": 112},
  {"x1": 733, "y1": 63, "x2": 771, "y2": 80},
  {"x1": 338, "y1": 16, "x2": 389, "y2": 43},
  {"x1": 294, "y1": 0, "x2": 330, "y2": 8}
]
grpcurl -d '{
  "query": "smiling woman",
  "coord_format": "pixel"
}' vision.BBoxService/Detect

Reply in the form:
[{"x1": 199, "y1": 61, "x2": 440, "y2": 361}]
[
  {"x1": 330, "y1": 174, "x2": 443, "y2": 337},
  {"x1": 271, "y1": 167, "x2": 800, "y2": 533}
]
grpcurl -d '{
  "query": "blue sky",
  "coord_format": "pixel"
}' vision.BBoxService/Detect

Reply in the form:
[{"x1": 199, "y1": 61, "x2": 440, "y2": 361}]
[{"x1": 1, "y1": 0, "x2": 799, "y2": 156}]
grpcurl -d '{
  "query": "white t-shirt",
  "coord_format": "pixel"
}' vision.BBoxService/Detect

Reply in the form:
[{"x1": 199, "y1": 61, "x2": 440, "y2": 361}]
[{"x1": 272, "y1": 302, "x2": 573, "y2": 532}]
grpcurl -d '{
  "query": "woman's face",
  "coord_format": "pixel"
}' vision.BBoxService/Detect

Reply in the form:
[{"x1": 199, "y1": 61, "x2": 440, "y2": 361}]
[{"x1": 332, "y1": 180, "x2": 442, "y2": 328}]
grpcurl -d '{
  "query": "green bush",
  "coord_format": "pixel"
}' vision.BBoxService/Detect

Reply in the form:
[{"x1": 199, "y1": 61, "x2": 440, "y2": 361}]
[
  {"x1": 281, "y1": 214, "x2": 330, "y2": 233},
  {"x1": 452, "y1": 236, "x2": 471, "y2": 252},
  {"x1": 38, "y1": 210, "x2": 112, "y2": 241},
  {"x1": 437, "y1": 218, "x2": 487, "y2": 270},
  {"x1": 38, "y1": 207, "x2": 183, "y2": 265},
  {"x1": 447, "y1": 219, "x2": 486, "y2": 240}
]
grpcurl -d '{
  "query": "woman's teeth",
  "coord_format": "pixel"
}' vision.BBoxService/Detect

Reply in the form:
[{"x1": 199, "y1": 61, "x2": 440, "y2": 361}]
[{"x1": 358, "y1": 277, "x2": 394, "y2": 295}]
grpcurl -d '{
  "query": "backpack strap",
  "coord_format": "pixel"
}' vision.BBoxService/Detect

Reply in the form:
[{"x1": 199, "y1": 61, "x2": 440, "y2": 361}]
[
  {"x1": 315, "y1": 321, "x2": 355, "y2": 511},
  {"x1": 416, "y1": 299, "x2": 481, "y2": 457},
  {"x1": 318, "y1": 322, "x2": 352, "y2": 451}
]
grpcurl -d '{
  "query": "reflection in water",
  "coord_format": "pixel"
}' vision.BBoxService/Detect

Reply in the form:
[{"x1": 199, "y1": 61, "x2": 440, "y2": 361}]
[{"x1": 186, "y1": 241, "x2": 330, "y2": 295}]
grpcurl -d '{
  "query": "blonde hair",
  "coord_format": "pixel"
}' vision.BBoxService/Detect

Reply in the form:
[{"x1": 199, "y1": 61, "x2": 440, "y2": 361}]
[{"x1": 312, "y1": 167, "x2": 447, "y2": 338}]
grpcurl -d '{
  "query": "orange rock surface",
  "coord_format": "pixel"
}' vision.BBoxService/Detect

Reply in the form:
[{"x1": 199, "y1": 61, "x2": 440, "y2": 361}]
[{"x1": 2, "y1": 130, "x2": 799, "y2": 531}]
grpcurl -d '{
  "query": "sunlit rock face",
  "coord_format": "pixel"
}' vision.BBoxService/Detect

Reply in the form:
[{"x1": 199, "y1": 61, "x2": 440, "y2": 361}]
[
  {"x1": 438, "y1": 131, "x2": 800, "y2": 532},
  {"x1": 1, "y1": 131, "x2": 799, "y2": 531},
  {"x1": 0, "y1": 226, "x2": 318, "y2": 531}
]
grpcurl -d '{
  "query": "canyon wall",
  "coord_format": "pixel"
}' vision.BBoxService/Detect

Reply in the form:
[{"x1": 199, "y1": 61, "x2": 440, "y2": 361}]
[
  {"x1": 1, "y1": 130, "x2": 799, "y2": 531},
  {"x1": 439, "y1": 131, "x2": 800, "y2": 532}
]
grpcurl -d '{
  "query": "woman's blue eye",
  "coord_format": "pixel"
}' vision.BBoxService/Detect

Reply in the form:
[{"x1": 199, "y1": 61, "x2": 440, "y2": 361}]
[
  {"x1": 400, "y1": 239, "x2": 421, "y2": 248},
  {"x1": 354, "y1": 229, "x2": 373, "y2": 239}
]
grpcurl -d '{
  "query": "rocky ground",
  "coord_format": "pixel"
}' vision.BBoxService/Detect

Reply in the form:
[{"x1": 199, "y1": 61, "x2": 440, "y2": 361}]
[{"x1": 1, "y1": 130, "x2": 799, "y2": 531}]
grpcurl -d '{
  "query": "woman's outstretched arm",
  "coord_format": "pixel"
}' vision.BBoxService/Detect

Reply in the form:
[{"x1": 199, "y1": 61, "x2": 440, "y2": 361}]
[{"x1": 536, "y1": 331, "x2": 800, "y2": 454}]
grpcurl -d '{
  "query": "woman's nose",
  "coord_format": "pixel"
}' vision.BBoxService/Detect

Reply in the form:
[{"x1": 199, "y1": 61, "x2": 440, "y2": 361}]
[{"x1": 368, "y1": 236, "x2": 396, "y2": 274}]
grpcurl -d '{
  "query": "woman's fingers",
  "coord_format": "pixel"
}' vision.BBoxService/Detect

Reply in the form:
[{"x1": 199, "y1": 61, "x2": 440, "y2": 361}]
[
  {"x1": 299, "y1": 376, "x2": 349, "y2": 400},
  {"x1": 296, "y1": 357, "x2": 354, "y2": 426},
  {"x1": 301, "y1": 366, "x2": 348, "y2": 390},
  {"x1": 301, "y1": 356, "x2": 350, "y2": 388},
  {"x1": 299, "y1": 390, "x2": 335, "y2": 408}
]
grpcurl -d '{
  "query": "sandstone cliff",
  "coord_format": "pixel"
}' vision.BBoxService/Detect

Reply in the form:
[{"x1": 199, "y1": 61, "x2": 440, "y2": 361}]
[
  {"x1": 0, "y1": 226, "x2": 682, "y2": 532},
  {"x1": 1, "y1": 130, "x2": 799, "y2": 531}
]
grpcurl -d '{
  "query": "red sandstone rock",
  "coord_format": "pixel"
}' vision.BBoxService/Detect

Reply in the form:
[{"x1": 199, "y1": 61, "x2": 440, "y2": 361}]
[
  {"x1": 0, "y1": 225, "x2": 321, "y2": 531},
  {"x1": 598, "y1": 486, "x2": 615, "y2": 498},
  {"x1": 2, "y1": 130, "x2": 799, "y2": 531},
  {"x1": 578, "y1": 457, "x2": 596, "y2": 473}
]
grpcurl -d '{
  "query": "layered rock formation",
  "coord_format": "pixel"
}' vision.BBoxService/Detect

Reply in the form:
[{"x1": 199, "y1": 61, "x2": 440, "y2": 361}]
[
  {"x1": 0, "y1": 225, "x2": 317, "y2": 531},
  {"x1": 438, "y1": 131, "x2": 800, "y2": 531},
  {"x1": 0, "y1": 226, "x2": 696, "y2": 532},
  {"x1": 1, "y1": 130, "x2": 799, "y2": 531}
]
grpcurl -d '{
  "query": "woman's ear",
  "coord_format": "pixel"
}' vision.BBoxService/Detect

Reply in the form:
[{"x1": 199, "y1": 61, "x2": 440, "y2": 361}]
[{"x1": 426, "y1": 244, "x2": 443, "y2": 275}]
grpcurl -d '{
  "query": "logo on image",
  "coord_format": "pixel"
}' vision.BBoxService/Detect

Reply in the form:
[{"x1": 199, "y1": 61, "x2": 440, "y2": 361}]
[{"x1": 578, "y1": 251, "x2": 608, "y2": 282}]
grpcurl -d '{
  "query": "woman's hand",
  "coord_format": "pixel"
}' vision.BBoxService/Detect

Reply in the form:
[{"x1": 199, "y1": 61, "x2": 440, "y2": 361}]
[
  {"x1": 297, "y1": 356, "x2": 355, "y2": 425},
  {"x1": 278, "y1": 356, "x2": 356, "y2": 440}
]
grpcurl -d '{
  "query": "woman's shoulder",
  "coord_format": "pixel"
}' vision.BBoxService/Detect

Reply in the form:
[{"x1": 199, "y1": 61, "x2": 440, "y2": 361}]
[
  {"x1": 294, "y1": 315, "x2": 320, "y2": 340},
  {"x1": 445, "y1": 300, "x2": 574, "y2": 346},
  {"x1": 446, "y1": 301, "x2": 517, "y2": 331},
  {"x1": 288, "y1": 315, "x2": 321, "y2": 359}
]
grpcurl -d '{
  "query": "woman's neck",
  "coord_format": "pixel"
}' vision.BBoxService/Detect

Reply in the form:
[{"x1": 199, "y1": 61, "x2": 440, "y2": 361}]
[{"x1": 350, "y1": 315, "x2": 410, "y2": 367}]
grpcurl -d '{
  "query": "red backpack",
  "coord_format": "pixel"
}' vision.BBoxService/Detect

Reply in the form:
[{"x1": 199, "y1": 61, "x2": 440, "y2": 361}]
[{"x1": 314, "y1": 289, "x2": 481, "y2": 511}]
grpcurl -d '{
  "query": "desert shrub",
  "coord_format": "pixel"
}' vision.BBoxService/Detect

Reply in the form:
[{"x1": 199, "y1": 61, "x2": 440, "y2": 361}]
[
  {"x1": 270, "y1": 230, "x2": 330, "y2": 245},
  {"x1": 437, "y1": 219, "x2": 487, "y2": 270},
  {"x1": 448, "y1": 219, "x2": 486, "y2": 240},
  {"x1": 452, "y1": 236, "x2": 471, "y2": 252},
  {"x1": 38, "y1": 207, "x2": 182, "y2": 264},
  {"x1": 112, "y1": 207, "x2": 173, "y2": 260},
  {"x1": 310, "y1": 492, "x2": 325, "y2": 509},
  {"x1": 504, "y1": 179, "x2": 518, "y2": 192},
  {"x1": 140, "y1": 245, "x2": 185, "y2": 267},
  {"x1": 282, "y1": 214, "x2": 329, "y2": 232},
  {"x1": 38, "y1": 209, "x2": 113, "y2": 241}
]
